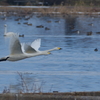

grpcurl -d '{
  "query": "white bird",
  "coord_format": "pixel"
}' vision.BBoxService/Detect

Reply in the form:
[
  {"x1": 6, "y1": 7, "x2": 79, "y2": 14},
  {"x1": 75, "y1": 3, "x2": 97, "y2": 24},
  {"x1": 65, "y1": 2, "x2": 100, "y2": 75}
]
[
  {"x1": 4, "y1": 24, "x2": 24, "y2": 37},
  {"x1": 4, "y1": 24, "x2": 14, "y2": 36},
  {"x1": 4, "y1": 24, "x2": 7, "y2": 36},
  {"x1": 0, "y1": 33, "x2": 61, "y2": 62}
]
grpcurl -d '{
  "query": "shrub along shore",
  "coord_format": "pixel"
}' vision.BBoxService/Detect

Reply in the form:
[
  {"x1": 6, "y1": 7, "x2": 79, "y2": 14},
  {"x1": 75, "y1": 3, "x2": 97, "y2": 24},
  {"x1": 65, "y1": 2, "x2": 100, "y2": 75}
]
[{"x1": 0, "y1": 6, "x2": 100, "y2": 16}]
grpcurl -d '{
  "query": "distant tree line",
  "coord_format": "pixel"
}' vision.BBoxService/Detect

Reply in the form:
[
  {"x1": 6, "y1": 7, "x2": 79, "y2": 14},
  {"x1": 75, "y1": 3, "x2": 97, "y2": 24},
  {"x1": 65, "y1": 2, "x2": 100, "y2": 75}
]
[
  {"x1": 64, "y1": 0, "x2": 100, "y2": 6},
  {"x1": 2, "y1": 0, "x2": 100, "y2": 6},
  {"x1": 41, "y1": 0, "x2": 100, "y2": 6}
]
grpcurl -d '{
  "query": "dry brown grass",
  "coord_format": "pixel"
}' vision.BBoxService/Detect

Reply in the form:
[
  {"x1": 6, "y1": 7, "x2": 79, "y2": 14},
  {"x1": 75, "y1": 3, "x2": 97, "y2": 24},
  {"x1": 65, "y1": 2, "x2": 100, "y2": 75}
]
[
  {"x1": 0, "y1": 94, "x2": 15, "y2": 100},
  {"x1": 0, "y1": 6, "x2": 100, "y2": 16}
]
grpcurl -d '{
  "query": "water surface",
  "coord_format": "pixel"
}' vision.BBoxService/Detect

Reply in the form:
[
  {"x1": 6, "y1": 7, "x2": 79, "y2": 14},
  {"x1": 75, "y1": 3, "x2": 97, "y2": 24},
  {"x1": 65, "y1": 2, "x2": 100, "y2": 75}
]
[{"x1": 0, "y1": 14, "x2": 100, "y2": 93}]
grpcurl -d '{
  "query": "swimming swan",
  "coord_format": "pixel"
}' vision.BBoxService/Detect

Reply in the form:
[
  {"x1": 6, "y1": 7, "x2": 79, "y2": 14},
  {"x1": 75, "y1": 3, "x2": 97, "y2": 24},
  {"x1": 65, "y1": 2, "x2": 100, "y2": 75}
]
[
  {"x1": 4, "y1": 24, "x2": 15, "y2": 36},
  {"x1": 4, "y1": 24, "x2": 24, "y2": 37},
  {"x1": 0, "y1": 33, "x2": 61, "y2": 61}
]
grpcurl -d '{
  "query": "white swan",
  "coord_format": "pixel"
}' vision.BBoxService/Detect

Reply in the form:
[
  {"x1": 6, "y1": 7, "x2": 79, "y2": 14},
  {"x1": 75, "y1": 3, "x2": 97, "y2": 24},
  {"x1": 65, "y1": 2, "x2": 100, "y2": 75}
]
[
  {"x1": 4, "y1": 24, "x2": 7, "y2": 36},
  {"x1": 4, "y1": 24, "x2": 24, "y2": 37},
  {"x1": 0, "y1": 33, "x2": 61, "y2": 61},
  {"x1": 4, "y1": 24, "x2": 14, "y2": 36}
]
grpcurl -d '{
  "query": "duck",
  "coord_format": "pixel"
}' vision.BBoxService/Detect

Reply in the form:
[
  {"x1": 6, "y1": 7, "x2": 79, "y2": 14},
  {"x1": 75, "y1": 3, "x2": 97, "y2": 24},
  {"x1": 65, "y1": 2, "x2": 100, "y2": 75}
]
[
  {"x1": 94, "y1": 48, "x2": 98, "y2": 51},
  {"x1": 87, "y1": 31, "x2": 92, "y2": 36},
  {"x1": 27, "y1": 23, "x2": 32, "y2": 26},
  {"x1": 36, "y1": 25, "x2": 44, "y2": 28},
  {"x1": 45, "y1": 27, "x2": 50, "y2": 30},
  {"x1": 88, "y1": 23, "x2": 93, "y2": 26},
  {"x1": 19, "y1": 34, "x2": 24, "y2": 37}
]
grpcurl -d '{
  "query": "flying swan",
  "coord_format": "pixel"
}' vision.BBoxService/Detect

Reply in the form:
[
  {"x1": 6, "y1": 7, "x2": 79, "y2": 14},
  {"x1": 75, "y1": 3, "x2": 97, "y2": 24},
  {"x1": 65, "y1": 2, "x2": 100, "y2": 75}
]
[{"x1": 0, "y1": 32, "x2": 61, "y2": 61}]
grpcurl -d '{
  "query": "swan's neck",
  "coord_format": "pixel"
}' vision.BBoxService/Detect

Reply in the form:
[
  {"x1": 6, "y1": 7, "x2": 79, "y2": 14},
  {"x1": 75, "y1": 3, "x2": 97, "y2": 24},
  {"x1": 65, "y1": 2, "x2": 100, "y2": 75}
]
[
  {"x1": 26, "y1": 51, "x2": 48, "y2": 58},
  {"x1": 4, "y1": 26, "x2": 7, "y2": 35},
  {"x1": 44, "y1": 48, "x2": 57, "y2": 52},
  {"x1": 44, "y1": 47, "x2": 61, "y2": 52}
]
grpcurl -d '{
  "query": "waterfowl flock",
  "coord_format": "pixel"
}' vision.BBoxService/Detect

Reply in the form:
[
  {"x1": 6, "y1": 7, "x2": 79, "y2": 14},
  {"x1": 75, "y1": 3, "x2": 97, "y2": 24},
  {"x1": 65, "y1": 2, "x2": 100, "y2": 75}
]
[
  {"x1": 0, "y1": 12, "x2": 62, "y2": 32},
  {"x1": 0, "y1": 12, "x2": 100, "y2": 57},
  {"x1": 1, "y1": 12, "x2": 99, "y2": 36}
]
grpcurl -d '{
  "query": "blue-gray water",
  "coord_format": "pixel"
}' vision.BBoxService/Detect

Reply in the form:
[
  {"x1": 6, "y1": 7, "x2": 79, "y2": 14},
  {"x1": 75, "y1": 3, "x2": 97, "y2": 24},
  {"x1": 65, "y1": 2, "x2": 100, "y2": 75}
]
[{"x1": 0, "y1": 13, "x2": 100, "y2": 93}]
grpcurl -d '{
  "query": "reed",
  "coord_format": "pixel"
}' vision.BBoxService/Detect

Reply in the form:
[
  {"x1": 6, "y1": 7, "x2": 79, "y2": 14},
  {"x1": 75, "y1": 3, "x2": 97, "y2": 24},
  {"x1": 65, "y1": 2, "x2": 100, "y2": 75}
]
[
  {"x1": 9, "y1": 72, "x2": 46, "y2": 93},
  {"x1": 0, "y1": 5, "x2": 100, "y2": 16},
  {"x1": 0, "y1": 94, "x2": 15, "y2": 100}
]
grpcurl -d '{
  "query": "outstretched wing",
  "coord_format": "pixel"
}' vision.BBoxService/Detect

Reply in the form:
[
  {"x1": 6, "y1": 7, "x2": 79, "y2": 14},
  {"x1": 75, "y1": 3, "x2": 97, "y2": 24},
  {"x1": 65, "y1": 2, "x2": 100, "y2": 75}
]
[
  {"x1": 6, "y1": 32, "x2": 23, "y2": 55},
  {"x1": 31, "y1": 39, "x2": 41, "y2": 51},
  {"x1": 21, "y1": 43, "x2": 37, "y2": 54},
  {"x1": 21, "y1": 38, "x2": 41, "y2": 54}
]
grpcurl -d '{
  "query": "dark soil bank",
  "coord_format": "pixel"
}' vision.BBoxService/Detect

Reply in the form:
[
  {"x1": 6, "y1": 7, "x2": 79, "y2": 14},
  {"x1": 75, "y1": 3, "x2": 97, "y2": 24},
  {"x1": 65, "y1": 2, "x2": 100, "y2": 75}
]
[{"x1": 1, "y1": 92, "x2": 100, "y2": 100}]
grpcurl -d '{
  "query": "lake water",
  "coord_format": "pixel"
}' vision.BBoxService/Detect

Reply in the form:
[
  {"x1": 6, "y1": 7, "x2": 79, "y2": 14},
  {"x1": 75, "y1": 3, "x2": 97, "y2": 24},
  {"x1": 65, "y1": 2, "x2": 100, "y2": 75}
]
[{"x1": 0, "y1": 13, "x2": 100, "y2": 93}]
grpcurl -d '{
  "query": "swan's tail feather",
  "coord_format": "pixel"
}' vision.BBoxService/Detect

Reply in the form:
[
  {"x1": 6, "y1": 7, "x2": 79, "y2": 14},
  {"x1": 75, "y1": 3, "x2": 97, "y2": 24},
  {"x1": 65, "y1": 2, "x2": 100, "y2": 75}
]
[{"x1": 0, "y1": 57, "x2": 9, "y2": 61}]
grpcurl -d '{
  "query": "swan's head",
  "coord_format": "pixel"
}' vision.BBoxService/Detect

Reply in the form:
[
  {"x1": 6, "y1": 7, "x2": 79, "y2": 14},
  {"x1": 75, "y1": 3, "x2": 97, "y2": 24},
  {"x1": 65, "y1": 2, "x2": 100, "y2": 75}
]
[
  {"x1": 4, "y1": 24, "x2": 7, "y2": 27},
  {"x1": 47, "y1": 52, "x2": 51, "y2": 54},
  {"x1": 54, "y1": 47, "x2": 62, "y2": 50}
]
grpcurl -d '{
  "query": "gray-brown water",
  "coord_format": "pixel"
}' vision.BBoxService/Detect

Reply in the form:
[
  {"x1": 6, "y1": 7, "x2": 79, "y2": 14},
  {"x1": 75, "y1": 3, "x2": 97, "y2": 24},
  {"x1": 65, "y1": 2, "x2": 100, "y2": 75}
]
[{"x1": 0, "y1": 13, "x2": 100, "y2": 93}]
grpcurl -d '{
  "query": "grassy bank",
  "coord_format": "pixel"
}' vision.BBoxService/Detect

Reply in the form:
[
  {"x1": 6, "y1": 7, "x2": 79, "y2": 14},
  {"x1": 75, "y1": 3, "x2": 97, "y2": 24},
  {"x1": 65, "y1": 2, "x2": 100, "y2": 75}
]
[
  {"x1": 1, "y1": 91, "x2": 100, "y2": 100},
  {"x1": 0, "y1": 6, "x2": 100, "y2": 16}
]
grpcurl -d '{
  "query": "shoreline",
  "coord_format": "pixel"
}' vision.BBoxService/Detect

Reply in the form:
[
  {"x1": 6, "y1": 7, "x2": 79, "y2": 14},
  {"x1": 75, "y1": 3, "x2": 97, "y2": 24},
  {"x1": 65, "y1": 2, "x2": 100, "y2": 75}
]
[
  {"x1": 1, "y1": 91, "x2": 100, "y2": 100},
  {"x1": 0, "y1": 6, "x2": 100, "y2": 15}
]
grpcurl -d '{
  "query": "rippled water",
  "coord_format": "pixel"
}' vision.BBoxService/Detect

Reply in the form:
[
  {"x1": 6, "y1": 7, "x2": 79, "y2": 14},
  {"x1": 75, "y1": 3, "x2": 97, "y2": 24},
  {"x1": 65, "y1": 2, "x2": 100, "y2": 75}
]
[{"x1": 0, "y1": 14, "x2": 100, "y2": 93}]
